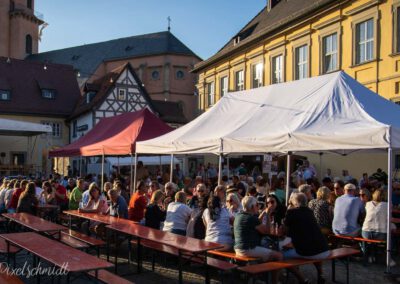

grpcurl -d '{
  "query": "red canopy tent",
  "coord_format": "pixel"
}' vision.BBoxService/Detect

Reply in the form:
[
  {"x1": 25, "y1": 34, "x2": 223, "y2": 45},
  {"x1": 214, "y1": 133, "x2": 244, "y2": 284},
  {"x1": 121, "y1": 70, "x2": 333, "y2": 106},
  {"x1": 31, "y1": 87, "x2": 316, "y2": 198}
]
[{"x1": 49, "y1": 108, "x2": 173, "y2": 157}]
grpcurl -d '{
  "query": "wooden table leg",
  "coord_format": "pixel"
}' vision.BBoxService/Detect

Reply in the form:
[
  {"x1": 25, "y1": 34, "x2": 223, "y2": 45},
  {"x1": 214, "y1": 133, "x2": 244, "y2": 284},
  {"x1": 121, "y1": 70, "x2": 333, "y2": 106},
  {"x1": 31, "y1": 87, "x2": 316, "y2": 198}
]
[
  {"x1": 114, "y1": 231, "x2": 118, "y2": 274},
  {"x1": 178, "y1": 250, "x2": 183, "y2": 284},
  {"x1": 137, "y1": 238, "x2": 142, "y2": 273}
]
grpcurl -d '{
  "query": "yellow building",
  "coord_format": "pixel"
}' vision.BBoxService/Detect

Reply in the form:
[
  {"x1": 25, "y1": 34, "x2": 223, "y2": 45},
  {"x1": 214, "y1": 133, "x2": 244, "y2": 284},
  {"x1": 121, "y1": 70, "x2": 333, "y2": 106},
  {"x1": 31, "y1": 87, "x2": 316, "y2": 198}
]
[{"x1": 193, "y1": 0, "x2": 400, "y2": 179}]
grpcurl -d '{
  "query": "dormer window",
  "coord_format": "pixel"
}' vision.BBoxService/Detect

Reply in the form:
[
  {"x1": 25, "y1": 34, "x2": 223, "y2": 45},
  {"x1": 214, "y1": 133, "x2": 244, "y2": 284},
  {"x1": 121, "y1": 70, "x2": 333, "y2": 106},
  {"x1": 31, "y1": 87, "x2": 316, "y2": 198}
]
[
  {"x1": 42, "y1": 89, "x2": 56, "y2": 99},
  {"x1": 233, "y1": 36, "x2": 241, "y2": 46},
  {"x1": 0, "y1": 90, "x2": 10, "y2": 101}
]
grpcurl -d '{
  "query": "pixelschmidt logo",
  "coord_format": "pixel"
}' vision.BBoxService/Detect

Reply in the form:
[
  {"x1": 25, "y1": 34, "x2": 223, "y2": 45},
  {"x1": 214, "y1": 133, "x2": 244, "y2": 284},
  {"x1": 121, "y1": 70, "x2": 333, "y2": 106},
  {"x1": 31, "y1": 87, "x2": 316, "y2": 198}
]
[{"x1": 0, "y1": 261, "x2": 69, "y2": 278}]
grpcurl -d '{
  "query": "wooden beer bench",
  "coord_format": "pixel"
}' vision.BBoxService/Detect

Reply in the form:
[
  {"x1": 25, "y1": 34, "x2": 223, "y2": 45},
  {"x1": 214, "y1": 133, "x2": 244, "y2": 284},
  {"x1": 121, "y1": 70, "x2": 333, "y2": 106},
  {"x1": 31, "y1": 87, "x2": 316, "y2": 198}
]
[
  {"x1": 207, "y1": 249, "x2": 260, "y2": 264},
  {"x1": 61, "y1": 228, "x2": 106, "y2": 257},
  {"x1": 238, "y1": 248, "x2": 360, "y2": 284},
  {"x1": 130, "y1": 239, "x2": 237, "y2": 283}
]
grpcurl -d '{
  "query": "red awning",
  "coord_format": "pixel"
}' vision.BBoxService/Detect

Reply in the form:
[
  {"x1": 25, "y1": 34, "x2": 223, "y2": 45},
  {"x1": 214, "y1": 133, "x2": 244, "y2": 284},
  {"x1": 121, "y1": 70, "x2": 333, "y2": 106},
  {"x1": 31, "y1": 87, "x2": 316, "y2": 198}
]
[{"x1": 49, "y1": 108, "x2": 172, "y2": 157}]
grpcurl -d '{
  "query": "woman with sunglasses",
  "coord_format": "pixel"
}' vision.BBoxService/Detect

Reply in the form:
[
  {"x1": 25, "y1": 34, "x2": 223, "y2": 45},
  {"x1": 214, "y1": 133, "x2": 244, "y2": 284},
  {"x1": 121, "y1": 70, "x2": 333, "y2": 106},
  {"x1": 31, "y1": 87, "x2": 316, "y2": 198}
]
[{"x1": 259, "y1": 194, "x2": 286, "y2": 226}]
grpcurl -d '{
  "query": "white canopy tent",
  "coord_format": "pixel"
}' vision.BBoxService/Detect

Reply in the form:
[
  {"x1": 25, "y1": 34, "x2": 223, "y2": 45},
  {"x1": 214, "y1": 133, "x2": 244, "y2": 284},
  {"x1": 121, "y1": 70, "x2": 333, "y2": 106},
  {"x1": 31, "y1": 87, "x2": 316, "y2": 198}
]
[
  {"x1": 137, "y1": 71, "x2": 400, "y2": 272},
  {"x1": 137, "y1": 72, "x2": 400, "y2": 154},
  {"x1": 0, "y1": 118, "x2": 52, "y2": 136},
  {"x1": 0, "y1": 118, "x2": 52, "y2": 172}
]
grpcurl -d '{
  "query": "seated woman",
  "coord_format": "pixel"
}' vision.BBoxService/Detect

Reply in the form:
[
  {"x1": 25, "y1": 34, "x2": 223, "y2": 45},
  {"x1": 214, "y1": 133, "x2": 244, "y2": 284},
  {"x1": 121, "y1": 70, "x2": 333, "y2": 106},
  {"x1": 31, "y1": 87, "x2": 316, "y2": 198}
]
[
  {"x1": 258, "y1": 194, "x2": 287, "y2": 248},
  {"x1": 145, "y1": 190, "x2": 166, "y2": 229},
  {"x1": 41, "y1": 181, "x2": 56, "y2": 205},
  {"x1": 359, "y1": 188, "x2": 372, "y2": 205},
  {"x1": 259, "y1": 194, "x2": 286, "y2": 226},
  {"x1": 362, "y1": 189, "x2": 394, "y2": 264},
  {"x1": 8, "y1": 180, "x2": 28, "y2": 213},
  {"x1": 186, "y1": 196, "x2": 208, "y2": 239},
  {"x1": 79, "y1": 183, "x2": 108, "y2": 214},
  {"x1": 203, "y1": 195, "x2": 233, "y2": 251},
  {"x1": 284, "y1": 193, "x2": 330, "y2": 284},
  {"x1": 226, "y1": 192, "x2": 242, "y2": 218},
  {"x1": 234, "y1": 196, "x2": 282, "y2": 284},
  {"x1": 107, "y1": 188, "x2": 128, "y2": 219},
  {"x1": 16, "y1": 182, "x2": 39, "y2": 215},
  {"x1": 163, "y1": 191, "x2": 192, "y2": 236},
  {"x1": 308, "y1": 186, "x2": 333, "y2": 234},
  {"x1": 128, "y1": 181, "x2": 148, "y2": 223}
]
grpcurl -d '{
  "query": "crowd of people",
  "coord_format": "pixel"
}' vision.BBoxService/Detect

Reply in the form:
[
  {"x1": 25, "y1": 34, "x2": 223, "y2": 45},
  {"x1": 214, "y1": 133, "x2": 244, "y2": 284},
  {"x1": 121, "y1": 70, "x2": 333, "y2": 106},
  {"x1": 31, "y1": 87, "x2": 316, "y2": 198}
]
[{"x1": 0, "y1": 161, "x2": 395, "y2": 284}]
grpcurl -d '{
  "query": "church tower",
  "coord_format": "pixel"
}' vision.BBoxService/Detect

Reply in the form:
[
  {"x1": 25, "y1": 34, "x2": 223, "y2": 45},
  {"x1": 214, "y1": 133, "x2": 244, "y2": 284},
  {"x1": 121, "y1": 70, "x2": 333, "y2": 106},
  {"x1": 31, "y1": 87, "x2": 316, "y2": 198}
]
[{"x1": 0, "y1": 0, "x2": 44, "y2": 59}]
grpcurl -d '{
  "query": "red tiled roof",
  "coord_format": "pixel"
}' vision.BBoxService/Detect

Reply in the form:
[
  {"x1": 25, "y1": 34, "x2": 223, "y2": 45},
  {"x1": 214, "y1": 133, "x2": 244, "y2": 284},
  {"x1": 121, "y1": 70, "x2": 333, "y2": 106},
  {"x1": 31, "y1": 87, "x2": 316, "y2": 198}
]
[{"x1": 0, "y1": 57, "x2": 81, "y2": 117}]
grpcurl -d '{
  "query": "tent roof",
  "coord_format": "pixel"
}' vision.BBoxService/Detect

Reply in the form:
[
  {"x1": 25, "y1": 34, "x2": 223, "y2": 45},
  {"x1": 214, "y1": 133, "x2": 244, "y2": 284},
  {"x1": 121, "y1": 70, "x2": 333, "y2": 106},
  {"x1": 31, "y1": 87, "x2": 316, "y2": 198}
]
[
  {"x1": 136, "y1": 71, "x2": 400, "y2": 155},
  {"x1": 49, "y1": 108, "x2": 173, "y2": 157},
  {"x1": 0, "y1": 118, "x2": 52, "y2": 136}
]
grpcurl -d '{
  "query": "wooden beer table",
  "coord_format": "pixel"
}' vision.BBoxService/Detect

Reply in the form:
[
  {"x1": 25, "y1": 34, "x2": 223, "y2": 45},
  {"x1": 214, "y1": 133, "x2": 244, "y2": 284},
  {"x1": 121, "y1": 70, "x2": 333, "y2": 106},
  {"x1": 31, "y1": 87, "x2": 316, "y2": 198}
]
[
  {"x1": 0, "y1": 232, "x2": 113, "y2": 283},
  {"x1": 63, "y1": 210, "x2": 133, "y2": 226},
  {"x1": 106, "y1": 222, "x2": 223, "y2": 284},
  {"x1": 3, "y1": 213, "x2": 66, "y2": 239}
]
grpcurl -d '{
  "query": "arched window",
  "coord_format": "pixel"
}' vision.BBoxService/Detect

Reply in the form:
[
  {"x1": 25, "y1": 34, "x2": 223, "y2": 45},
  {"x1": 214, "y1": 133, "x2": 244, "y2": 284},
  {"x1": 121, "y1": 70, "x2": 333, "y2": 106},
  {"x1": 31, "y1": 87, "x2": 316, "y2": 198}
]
[
  {"x1": 27, "y1": 0, "x2": 32, "y2": 9},
  {"x1": 25, "y1": 34, "x2": 32, "y2": 54}
]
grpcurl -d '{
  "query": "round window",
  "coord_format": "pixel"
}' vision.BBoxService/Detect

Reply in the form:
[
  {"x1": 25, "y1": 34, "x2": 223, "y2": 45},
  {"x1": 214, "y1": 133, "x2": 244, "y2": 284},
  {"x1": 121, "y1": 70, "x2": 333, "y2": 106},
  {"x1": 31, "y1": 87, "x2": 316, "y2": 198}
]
[
  {"x1": 176, "y1": 70, "x2": 184, "y2": 79},
  {"x1": 151, "y1": 70, "x2": 160, "y2": 80}
]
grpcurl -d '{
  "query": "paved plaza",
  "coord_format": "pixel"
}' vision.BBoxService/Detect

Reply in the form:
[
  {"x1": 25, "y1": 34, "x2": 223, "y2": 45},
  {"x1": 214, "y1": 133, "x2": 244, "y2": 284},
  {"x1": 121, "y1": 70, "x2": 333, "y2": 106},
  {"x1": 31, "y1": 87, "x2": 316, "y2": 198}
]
[{"x1": 9, "y1": 240, "x2": 400, "y2": 284}]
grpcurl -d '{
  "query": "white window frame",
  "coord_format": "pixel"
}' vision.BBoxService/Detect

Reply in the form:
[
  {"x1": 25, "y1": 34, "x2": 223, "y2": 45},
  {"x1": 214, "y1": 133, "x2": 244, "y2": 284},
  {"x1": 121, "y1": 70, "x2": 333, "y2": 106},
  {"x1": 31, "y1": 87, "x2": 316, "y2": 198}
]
[
  {"x1": 220, "y1": 76, "x2": 228, "y2": 97},
  {"x1": 294, "y1": 45, "x2": 308, "y2": 80},
  {"x1": 207, "y1": 81, "x2": 215, "y2": 107},
  {"x1": 118, "y1": 89, "x2": 126, "y2": 101},
  {"x1": 42, "y1": 121, "x2": 61, "y2": 138},
  {"x1": 0, "y1": 90, "x2": 11, "y2": 101},
  {"x1": 235, "y1": 70, "x2": 244, "y2": 91},
  {"x1": 355, "y1": 19, "x2": 374, "y2": 64},
  {"x1": 322, "y1": 33, "x2": 338, "y2": 73},
  {"x1": 271, "y1": 55, "x2": 284, "y2": 84},
  {"x1": 252, "y1": 62, "x2": 263, "y2": 88}
]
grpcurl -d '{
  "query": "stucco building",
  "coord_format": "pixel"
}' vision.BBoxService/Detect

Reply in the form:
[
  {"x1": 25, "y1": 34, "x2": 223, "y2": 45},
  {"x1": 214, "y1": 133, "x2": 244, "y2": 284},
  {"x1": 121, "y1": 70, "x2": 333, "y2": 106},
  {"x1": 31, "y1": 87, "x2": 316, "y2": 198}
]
[
  {"x1": 193, "y1": 0, "x2": 400, "y2": 178},
  {"x1": 0, "y1": 57, "x2": 81, "y2": 176}
]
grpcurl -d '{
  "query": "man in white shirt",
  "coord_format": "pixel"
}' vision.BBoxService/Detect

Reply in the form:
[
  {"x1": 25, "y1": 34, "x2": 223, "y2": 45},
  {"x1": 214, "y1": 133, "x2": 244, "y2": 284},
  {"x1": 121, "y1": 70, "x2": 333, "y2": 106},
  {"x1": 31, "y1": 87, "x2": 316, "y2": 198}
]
[{"x1": 163, "y1": 191, "x2": 192, "y2": 235}]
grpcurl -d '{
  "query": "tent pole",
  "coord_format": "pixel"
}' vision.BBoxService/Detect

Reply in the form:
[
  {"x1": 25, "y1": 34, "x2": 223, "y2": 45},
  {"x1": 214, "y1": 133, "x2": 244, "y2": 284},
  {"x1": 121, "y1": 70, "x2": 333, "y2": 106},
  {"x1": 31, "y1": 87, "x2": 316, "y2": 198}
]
[
  {"x1": 101, "y1": 153, "x2": 105, "y2": 193},
  {"x1": 285, "y1": 152, "x2": 292, "y2": 206},
  {"x1": 386, "y1": 146, "x2": 393, "y2": 273},
  {"x1": 62, "y1": 157, "x2": 65, "y2": 177},
  {"x1": 79, "y1": 157, "x2": 82, "y2": 177},
  {"x1": 227, "y1": 156, "x2": 230, "y2": 180},
  {"x1": 133, "y1": 153, "x2": 138, "y2": 193},
  {"x1": 319, "y1": 152, "x2": 323, "y2": 181},
  {"x1": 218, "y1": 154, "x2": 223, "y2": 186},
  {"x1": 130, "y1": 153, "x2": 133, "y2": 195},
  {"x1": 117, "y1": 156, "x2": 120, "y2": 175},
  {"x1": 170, "y1": 154, "x2": 174, "y2": 183}
]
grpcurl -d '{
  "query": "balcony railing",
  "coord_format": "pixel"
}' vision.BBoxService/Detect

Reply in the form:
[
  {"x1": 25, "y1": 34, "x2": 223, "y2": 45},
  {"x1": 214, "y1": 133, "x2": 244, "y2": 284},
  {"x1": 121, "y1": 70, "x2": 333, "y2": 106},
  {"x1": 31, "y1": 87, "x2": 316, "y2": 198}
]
[{"x1": 9, "y1": 3, "x2": 44, "y2": 21}]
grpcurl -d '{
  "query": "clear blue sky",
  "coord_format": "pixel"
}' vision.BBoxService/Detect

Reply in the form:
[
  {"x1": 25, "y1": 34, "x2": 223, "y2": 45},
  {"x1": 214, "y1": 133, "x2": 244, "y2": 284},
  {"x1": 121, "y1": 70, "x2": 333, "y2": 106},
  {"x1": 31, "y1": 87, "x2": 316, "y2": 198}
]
[{"x1": 35, "y1": 0, "x2": 266, "y2": 60}]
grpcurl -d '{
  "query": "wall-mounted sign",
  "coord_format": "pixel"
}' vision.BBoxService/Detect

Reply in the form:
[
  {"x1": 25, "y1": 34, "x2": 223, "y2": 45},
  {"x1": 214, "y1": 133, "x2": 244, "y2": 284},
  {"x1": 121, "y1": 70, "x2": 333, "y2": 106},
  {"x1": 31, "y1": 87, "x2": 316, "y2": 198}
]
[{"x1": 77, "y1": 124, "x2": 88, "y2": 132}]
